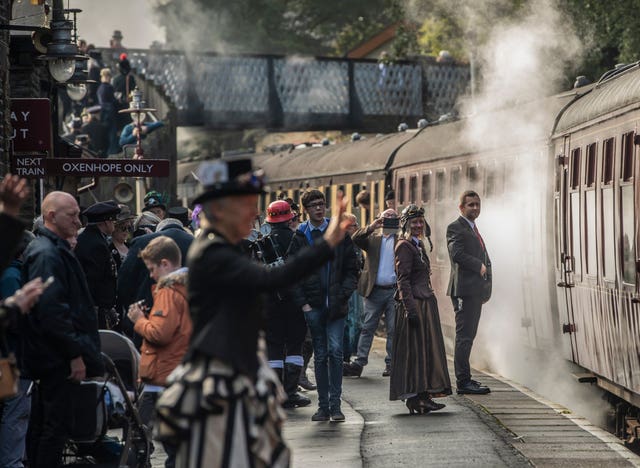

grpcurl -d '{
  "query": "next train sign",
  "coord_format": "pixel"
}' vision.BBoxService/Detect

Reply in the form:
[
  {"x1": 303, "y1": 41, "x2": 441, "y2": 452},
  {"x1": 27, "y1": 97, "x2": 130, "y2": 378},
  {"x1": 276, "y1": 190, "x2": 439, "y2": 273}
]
[{"x1": 10, "y1": 157, "x2": 171, "y2": 178}]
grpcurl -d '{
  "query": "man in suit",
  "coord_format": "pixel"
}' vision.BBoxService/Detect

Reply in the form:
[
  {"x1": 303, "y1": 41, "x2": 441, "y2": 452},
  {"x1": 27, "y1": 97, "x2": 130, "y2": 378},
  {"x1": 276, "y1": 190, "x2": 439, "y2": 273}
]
[
  {"x1": 446, "y1": 190, "x2": 492, "y2": 395},
  {"x1": 343, "y1": 208, "x2": 398, "y2": 377}
]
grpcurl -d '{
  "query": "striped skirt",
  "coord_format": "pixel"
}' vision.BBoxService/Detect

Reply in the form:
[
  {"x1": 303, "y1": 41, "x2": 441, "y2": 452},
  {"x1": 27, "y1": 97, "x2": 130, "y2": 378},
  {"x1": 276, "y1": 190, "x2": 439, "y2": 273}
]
[
  {"x1": 389, "y1": 296, "x2": 452, "y2": 401},
  {"x1": 155, "y1": 352, "x2": 290, "y2": 468}
]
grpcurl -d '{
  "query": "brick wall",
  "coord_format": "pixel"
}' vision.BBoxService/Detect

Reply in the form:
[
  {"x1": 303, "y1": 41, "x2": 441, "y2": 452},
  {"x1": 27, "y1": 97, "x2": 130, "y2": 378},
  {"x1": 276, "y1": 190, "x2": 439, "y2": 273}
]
[{"x1": 0, "y1": 0, "x2": 10, "y2": 173}]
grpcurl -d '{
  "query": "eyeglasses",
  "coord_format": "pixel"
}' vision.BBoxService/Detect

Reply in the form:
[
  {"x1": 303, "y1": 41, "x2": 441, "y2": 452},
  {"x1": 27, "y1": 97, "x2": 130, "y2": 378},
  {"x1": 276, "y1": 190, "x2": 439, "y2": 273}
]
[{"x1": 306, "y1": 202, "x2": 326, "y2": 210}]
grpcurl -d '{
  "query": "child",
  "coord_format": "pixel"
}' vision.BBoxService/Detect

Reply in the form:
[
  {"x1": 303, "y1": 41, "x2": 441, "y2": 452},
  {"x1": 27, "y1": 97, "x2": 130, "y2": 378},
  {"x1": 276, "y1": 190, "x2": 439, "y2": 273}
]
[{"x1": 127, "y1": 236, "x2": 192, "y2": 468}]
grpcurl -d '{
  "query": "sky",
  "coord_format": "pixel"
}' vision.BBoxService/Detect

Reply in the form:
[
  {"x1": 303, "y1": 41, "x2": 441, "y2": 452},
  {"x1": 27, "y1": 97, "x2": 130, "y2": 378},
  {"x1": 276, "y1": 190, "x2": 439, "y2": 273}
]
[{"x1": 70, "y1": 0, "x2": 166, "y2": 49}]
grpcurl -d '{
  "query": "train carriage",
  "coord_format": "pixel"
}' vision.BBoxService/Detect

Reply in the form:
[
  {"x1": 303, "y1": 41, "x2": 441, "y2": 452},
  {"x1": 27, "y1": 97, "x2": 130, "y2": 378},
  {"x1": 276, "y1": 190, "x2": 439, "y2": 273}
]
[{"x1": 552, "y1": 63, "x2": 640, "y2": 420}]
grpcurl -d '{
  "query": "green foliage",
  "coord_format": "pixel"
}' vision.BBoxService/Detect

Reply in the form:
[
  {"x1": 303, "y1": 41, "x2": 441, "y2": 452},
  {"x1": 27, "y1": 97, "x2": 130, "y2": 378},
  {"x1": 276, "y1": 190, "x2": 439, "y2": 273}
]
[
  {"x1": 154, "y1": 0, "x2": 406, "y2": 56},
  {"x1": 417, "y1": 16, "x2": 466, "y2": 61}
]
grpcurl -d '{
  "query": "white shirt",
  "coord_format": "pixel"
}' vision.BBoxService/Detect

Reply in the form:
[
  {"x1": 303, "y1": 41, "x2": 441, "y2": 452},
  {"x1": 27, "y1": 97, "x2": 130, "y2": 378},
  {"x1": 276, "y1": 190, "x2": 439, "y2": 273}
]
[{"x1": 375, "y1": 234, "x2": 396, "y2": 286}]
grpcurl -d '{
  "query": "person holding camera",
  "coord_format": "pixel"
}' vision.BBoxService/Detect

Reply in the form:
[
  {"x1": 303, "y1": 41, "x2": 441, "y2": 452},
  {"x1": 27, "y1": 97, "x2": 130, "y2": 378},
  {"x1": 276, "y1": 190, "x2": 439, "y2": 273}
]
[
  {"x1": 343, "y1": 208, "x2": 399, "y2": 378},
  {"x1": 390, "y1": 205, "x2": 451, "y2": 414},
  {"x1": 446, "y1": 190, "x2": 492, "y2": 395},
  {"x1": 127, "y1": 236, "x2": 191, "y2": 468}
]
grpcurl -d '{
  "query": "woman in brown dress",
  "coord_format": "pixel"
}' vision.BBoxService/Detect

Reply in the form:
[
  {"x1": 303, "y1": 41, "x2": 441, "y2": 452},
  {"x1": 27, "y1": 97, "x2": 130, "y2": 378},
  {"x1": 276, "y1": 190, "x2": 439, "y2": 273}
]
[{"x1": 390, "y1": 204, "x2": 452, "y2": 414}]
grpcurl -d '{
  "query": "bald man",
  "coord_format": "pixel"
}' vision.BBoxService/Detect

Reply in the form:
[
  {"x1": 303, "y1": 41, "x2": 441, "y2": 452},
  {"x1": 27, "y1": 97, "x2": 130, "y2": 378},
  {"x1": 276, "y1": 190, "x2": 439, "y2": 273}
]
[{"x1": 22, "y1": 191, "x2": 104, "y2": 467}]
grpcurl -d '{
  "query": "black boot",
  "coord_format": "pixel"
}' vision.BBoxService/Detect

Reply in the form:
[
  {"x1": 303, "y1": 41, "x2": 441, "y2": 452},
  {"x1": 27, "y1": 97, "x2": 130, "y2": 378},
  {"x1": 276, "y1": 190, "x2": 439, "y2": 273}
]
[
  {"x1": 299, "y1": 341, "x2": 316, "y2": 390},
  {"x1": 283, "y1": 363, "x2": 311, "y2": 408}
]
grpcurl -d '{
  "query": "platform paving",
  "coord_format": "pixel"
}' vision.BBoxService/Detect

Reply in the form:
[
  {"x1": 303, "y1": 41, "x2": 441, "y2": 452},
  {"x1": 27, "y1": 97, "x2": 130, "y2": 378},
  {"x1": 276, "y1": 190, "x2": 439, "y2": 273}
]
[{"x1": 150, "y1": 337, "x2": 640, "y2": 467}]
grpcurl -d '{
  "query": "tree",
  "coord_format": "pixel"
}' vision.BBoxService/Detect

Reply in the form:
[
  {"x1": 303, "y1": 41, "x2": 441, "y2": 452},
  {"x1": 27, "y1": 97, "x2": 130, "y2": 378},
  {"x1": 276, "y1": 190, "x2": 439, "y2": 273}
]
[{"x1": 151, "y1": 0, "x2": 407, "y2": 56}]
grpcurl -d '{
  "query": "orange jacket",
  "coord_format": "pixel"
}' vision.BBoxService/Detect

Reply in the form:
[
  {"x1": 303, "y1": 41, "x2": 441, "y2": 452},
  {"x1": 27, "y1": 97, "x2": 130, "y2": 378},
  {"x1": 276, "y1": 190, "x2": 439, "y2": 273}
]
[{"x1": 134, "y1": 268, "x2": 192, "y2": 386}]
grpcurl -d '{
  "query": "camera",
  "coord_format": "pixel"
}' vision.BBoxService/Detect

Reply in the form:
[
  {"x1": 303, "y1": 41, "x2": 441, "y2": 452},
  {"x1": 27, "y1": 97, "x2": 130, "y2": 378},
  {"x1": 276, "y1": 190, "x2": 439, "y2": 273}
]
[{"x1": 382, "y1": 217, "x2": 399, "y2": 229}]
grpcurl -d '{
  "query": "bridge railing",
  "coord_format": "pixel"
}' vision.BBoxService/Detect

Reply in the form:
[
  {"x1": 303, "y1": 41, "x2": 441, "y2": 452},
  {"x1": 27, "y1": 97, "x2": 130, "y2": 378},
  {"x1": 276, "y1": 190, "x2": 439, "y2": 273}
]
[{"x1": 120, "y1": 49, "x2": 467, "y2": 132}]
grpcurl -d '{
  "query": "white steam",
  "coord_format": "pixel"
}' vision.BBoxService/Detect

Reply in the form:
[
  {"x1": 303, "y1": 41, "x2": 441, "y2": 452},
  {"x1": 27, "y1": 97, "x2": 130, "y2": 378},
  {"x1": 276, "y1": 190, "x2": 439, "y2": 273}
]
[{"x1": 418, "y1": 0, "x2": 609, "y2": 424}]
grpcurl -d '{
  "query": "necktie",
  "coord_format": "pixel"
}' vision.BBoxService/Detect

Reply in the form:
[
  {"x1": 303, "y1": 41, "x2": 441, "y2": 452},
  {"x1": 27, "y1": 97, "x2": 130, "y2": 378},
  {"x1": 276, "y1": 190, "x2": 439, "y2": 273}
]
[{"x1": 473, "y1": 225, "x2": 485, "y2": 251}]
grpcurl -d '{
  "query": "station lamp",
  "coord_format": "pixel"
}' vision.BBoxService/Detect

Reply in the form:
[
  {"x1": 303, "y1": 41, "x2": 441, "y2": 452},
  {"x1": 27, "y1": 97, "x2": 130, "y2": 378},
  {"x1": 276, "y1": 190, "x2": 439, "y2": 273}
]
[{"x1": 38, "y1": 1, "x2": 87, "y2": 83}]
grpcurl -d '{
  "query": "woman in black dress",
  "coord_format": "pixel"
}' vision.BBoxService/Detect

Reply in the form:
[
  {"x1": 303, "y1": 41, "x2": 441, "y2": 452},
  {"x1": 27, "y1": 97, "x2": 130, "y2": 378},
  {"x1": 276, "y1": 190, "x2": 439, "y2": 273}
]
[
  {"x1": 390, "y1": 204, "x2": 452, "y2": 414},
  {"x1": 156, "y1": 159, "x2": 350, "y2": 467}
]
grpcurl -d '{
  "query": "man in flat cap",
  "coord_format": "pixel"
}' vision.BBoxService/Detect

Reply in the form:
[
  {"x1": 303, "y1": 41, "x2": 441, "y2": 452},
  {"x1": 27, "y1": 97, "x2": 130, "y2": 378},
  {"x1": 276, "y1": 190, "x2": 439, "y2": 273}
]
[{"x1": 75, "y1": 200, "x2": 121, "y2": 329}]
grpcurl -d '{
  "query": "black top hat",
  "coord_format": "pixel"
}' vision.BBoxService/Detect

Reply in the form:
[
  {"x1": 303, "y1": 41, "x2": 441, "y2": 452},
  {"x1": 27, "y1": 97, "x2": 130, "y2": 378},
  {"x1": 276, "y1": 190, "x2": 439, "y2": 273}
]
[
  {"x1": 112, "y1": 30, "x2": 123, "y2": 39},
  {"x1": 193, "y1": 159, "x2": 265, "y2": 205},
  {"x1": 166, "y1": 206, "x2": 190, "y2": 227},
  {"x1": 83, "y1": 200, "x2": 121, "y2": 223}
]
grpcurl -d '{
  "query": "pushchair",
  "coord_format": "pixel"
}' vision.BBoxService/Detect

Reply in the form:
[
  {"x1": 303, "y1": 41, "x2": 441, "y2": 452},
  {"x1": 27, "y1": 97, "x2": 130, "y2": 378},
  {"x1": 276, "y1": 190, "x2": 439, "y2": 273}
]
[{"x1": 62, "y1": 330, "x2": 152, "y2": 467}]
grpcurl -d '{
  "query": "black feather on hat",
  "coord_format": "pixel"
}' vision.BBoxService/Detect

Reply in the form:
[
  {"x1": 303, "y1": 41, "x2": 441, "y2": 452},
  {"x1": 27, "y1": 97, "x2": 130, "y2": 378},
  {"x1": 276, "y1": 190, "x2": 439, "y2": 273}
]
[{"x1": 192, "y1": 159, "x2": 265, "y2": 205}]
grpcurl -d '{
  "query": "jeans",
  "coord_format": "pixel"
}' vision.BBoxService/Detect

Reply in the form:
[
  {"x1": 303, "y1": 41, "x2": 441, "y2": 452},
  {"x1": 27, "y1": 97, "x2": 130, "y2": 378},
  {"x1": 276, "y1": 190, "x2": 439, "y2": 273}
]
[
  {"x1": 355, "y1": 286, "x2": 396, "y2": 367},
  {"x1": 137, "y1": 390, "x2": 177, "y2": 468},
  {"x1": 343, "y1": 292, "x2": 363, "y2": 361},
  {"x1": 304, "y1": 308, "x2": 345, "y2": 411},
  {"x1": 0, "y1": 378, "x2": 32, "y2": 467}
]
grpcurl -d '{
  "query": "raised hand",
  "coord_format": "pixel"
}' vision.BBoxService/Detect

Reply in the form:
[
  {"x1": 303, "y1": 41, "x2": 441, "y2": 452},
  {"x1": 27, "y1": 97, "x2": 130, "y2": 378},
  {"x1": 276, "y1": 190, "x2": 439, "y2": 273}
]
[
  {"x1": 323, "y1": 191, "x2": 352, "y2": 247},
  {"x1": 0, "y1": 174, "x2": 29, "y2": 217}
]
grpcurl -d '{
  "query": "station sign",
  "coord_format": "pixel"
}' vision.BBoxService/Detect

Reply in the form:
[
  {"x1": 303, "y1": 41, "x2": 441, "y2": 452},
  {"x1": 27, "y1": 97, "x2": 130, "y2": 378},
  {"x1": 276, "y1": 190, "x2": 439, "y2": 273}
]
[
  {"x1": 10, "y1": 156, "x2": 171, "y2": 178},
  {"x1": 9, "y1": 98, "x2": 52, "y2": 153}
]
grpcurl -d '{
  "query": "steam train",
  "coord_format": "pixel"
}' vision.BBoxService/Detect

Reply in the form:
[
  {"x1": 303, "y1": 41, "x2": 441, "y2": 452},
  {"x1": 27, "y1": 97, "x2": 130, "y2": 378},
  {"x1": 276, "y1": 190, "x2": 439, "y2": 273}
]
[{"x1": 246, "y1": 62, "x2": 640, "y2": 441}]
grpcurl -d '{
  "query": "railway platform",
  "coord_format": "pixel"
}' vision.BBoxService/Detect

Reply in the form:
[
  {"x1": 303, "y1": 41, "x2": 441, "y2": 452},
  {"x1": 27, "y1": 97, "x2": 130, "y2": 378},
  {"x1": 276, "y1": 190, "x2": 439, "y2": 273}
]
[{"x1": 282, "y1": 338, "x2": 640, "y2": 467}]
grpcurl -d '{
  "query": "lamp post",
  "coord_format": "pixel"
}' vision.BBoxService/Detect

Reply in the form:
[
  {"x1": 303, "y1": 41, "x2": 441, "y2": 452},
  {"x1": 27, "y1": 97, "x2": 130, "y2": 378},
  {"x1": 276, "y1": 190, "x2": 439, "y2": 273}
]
[
  {"x1": 118, "y1": 88, "x2": 156, "y2": 213},
  {"x1": 38, "y1": 0, "x2": 87, "y2": 83}
]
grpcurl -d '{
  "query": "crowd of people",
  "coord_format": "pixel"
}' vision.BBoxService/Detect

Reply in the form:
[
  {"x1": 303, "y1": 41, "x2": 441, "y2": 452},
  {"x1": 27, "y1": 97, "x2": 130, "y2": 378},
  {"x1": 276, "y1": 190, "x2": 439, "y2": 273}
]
[
  {"x1": 0, "y1": 155, "x2": 492, "y2": 467},
  {"x1": 62, "y1": 31, "x2": 164, "y2": 158}
]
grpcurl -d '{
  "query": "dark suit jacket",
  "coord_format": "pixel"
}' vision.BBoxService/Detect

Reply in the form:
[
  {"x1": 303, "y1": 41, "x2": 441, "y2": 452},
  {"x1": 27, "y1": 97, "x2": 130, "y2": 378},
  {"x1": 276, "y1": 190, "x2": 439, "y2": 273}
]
[
  {"x1": 446, "y1": 216, "x2": 492, "y2": 300},
  {"x1": 352, "y1": 226, "x2": 397, "y2": 298},
  {"x1": 0, "y1": 213, "x2": 24, "y2": 272},
  {"x1": 75, "y1": 225, "x2": 117, "y2": 309}
]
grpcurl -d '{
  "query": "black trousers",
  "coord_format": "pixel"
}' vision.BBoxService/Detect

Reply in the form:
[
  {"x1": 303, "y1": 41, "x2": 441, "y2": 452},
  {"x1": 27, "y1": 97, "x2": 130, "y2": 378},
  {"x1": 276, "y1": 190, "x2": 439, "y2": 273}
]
[
  {"x1": 452, "y1": 295, "x2": 483, "y2": 385},
  {"x1": 265, "y1": 300, "x2": 307, "y2": 360},
  {"x1": 28, "y1": 374, "x2": 76, "y2": 468}
]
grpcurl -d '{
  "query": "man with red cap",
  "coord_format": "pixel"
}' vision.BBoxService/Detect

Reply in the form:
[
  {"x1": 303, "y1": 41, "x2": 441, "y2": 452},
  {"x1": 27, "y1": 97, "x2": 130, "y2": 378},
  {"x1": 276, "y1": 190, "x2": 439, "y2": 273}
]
[{"x1": 257, "y1": 200, "x2": 311, "y2": 408}]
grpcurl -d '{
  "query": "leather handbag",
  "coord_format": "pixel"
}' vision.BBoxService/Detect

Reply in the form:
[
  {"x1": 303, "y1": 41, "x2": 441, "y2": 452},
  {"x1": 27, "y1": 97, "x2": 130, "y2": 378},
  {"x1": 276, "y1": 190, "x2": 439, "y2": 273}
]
[{"x1": 0, "y1": 353, "x2": 19, "y2": 400}]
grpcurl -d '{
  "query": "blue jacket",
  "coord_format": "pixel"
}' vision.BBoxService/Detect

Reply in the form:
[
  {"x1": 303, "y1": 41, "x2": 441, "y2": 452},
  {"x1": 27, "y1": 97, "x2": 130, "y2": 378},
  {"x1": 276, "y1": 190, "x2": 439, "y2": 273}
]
[{"x1": 119, "y1": 121, "x2": 164, "y2": 147}]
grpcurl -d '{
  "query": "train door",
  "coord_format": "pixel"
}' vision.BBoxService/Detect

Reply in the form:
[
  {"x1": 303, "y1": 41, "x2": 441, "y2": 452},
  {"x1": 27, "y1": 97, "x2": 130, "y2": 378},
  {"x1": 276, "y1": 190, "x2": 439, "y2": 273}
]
[{"x1": 556, "y1": 136, "x2": 579, "y2": 361}]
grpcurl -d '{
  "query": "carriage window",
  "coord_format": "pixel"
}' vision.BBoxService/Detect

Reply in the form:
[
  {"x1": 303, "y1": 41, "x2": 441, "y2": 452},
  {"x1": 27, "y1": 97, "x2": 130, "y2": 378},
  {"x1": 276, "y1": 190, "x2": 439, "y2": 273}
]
[
  {"x1": 621, "y1": 185, "x2": 635, "y2": 284},
  {"x1": 324, "y1": 187, "x2": 331, "y2": 210},
  {"x1": 570, "y1": 148, "x2": 581, "y2": 189},
  {"x1": 260, "y1": 195, "x2": 267, "y2": 213},
  {"x1": 602, "y1": 187, "x2": 615, "y2": 280},
  {"x1": 602, "y1": 138, "x2": 614, "y2": 184},
  {"x1": 622, "y1": 132, "x2": 635, "y2": 182},
  {"x1": 398, "y1": 177, "x2": 406, "y2": 205},
  {"x1": 351, "y1": 184, "x2": 360, "y2": 207},
  {"x1": 585, "y1": 144, "x2": 596, "y2": 187},
  {"x1": 421, "y1": 173, "x2": 431, "y2": 203},
  {"x1": 270, "y1": 191, "x2": 277, "y2": 202},
  {"x1": 485, "y1": 165, "x2": 496, "y2": 197},
  {"x1": 585, "y1": 190, "x2": 596, "y2": 275},
  {"x1": 570, "y1": 192, "x2": 582, "y2": 277},
  {"x1": 435, "y1": 170, "x2": 445, "y2": 202},
  {"x1": 467, "y1": 164, "x2": 479, "y2": 185},
  {"x1": 409, "y1": 175, "x2": 417, "y2": 204},
  {"x1": 450, "y1": 167, "x2": 461, "y2": 198}
]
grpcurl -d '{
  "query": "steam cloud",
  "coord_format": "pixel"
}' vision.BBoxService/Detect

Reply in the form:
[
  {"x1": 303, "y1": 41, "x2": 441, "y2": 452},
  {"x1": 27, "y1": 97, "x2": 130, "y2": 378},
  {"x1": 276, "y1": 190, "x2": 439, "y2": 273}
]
[{"x1": 413, "y1": 0, "x2": 610, "y2": 424}]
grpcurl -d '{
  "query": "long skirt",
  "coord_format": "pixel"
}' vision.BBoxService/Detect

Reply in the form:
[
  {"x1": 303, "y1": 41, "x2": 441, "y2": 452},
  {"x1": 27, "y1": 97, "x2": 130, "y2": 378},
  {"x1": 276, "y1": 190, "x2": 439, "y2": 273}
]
[
  {"x1": 389, "y1": 296, "x2": 452, "y2": 401},
  {"x1": 155, "y1": 352, "x2": 290, "y2": 468}
]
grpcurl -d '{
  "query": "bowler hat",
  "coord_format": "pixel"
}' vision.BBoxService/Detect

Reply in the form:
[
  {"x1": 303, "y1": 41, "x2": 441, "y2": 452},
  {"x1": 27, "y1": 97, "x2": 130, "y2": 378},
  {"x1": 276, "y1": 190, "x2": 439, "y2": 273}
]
[
  {"x1": 112, "y1": 30, "x2": 123, "y2": 40},
  {"x1": 83, "y1": 200, "x2": 121, "y2": 223},
  {"x1": 115, "y1": 204, "x2": 135, "y2": 223},
  {"x1": 193, "y1": 158, "x2": 265, "y2": 205}
]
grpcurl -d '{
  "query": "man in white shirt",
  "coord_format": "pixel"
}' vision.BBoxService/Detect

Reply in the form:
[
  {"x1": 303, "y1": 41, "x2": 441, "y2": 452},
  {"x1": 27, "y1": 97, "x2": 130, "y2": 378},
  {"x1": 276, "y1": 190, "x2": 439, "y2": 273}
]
[{"x1": 344, "y1": 209, "x2": 399, "y2": 377}]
